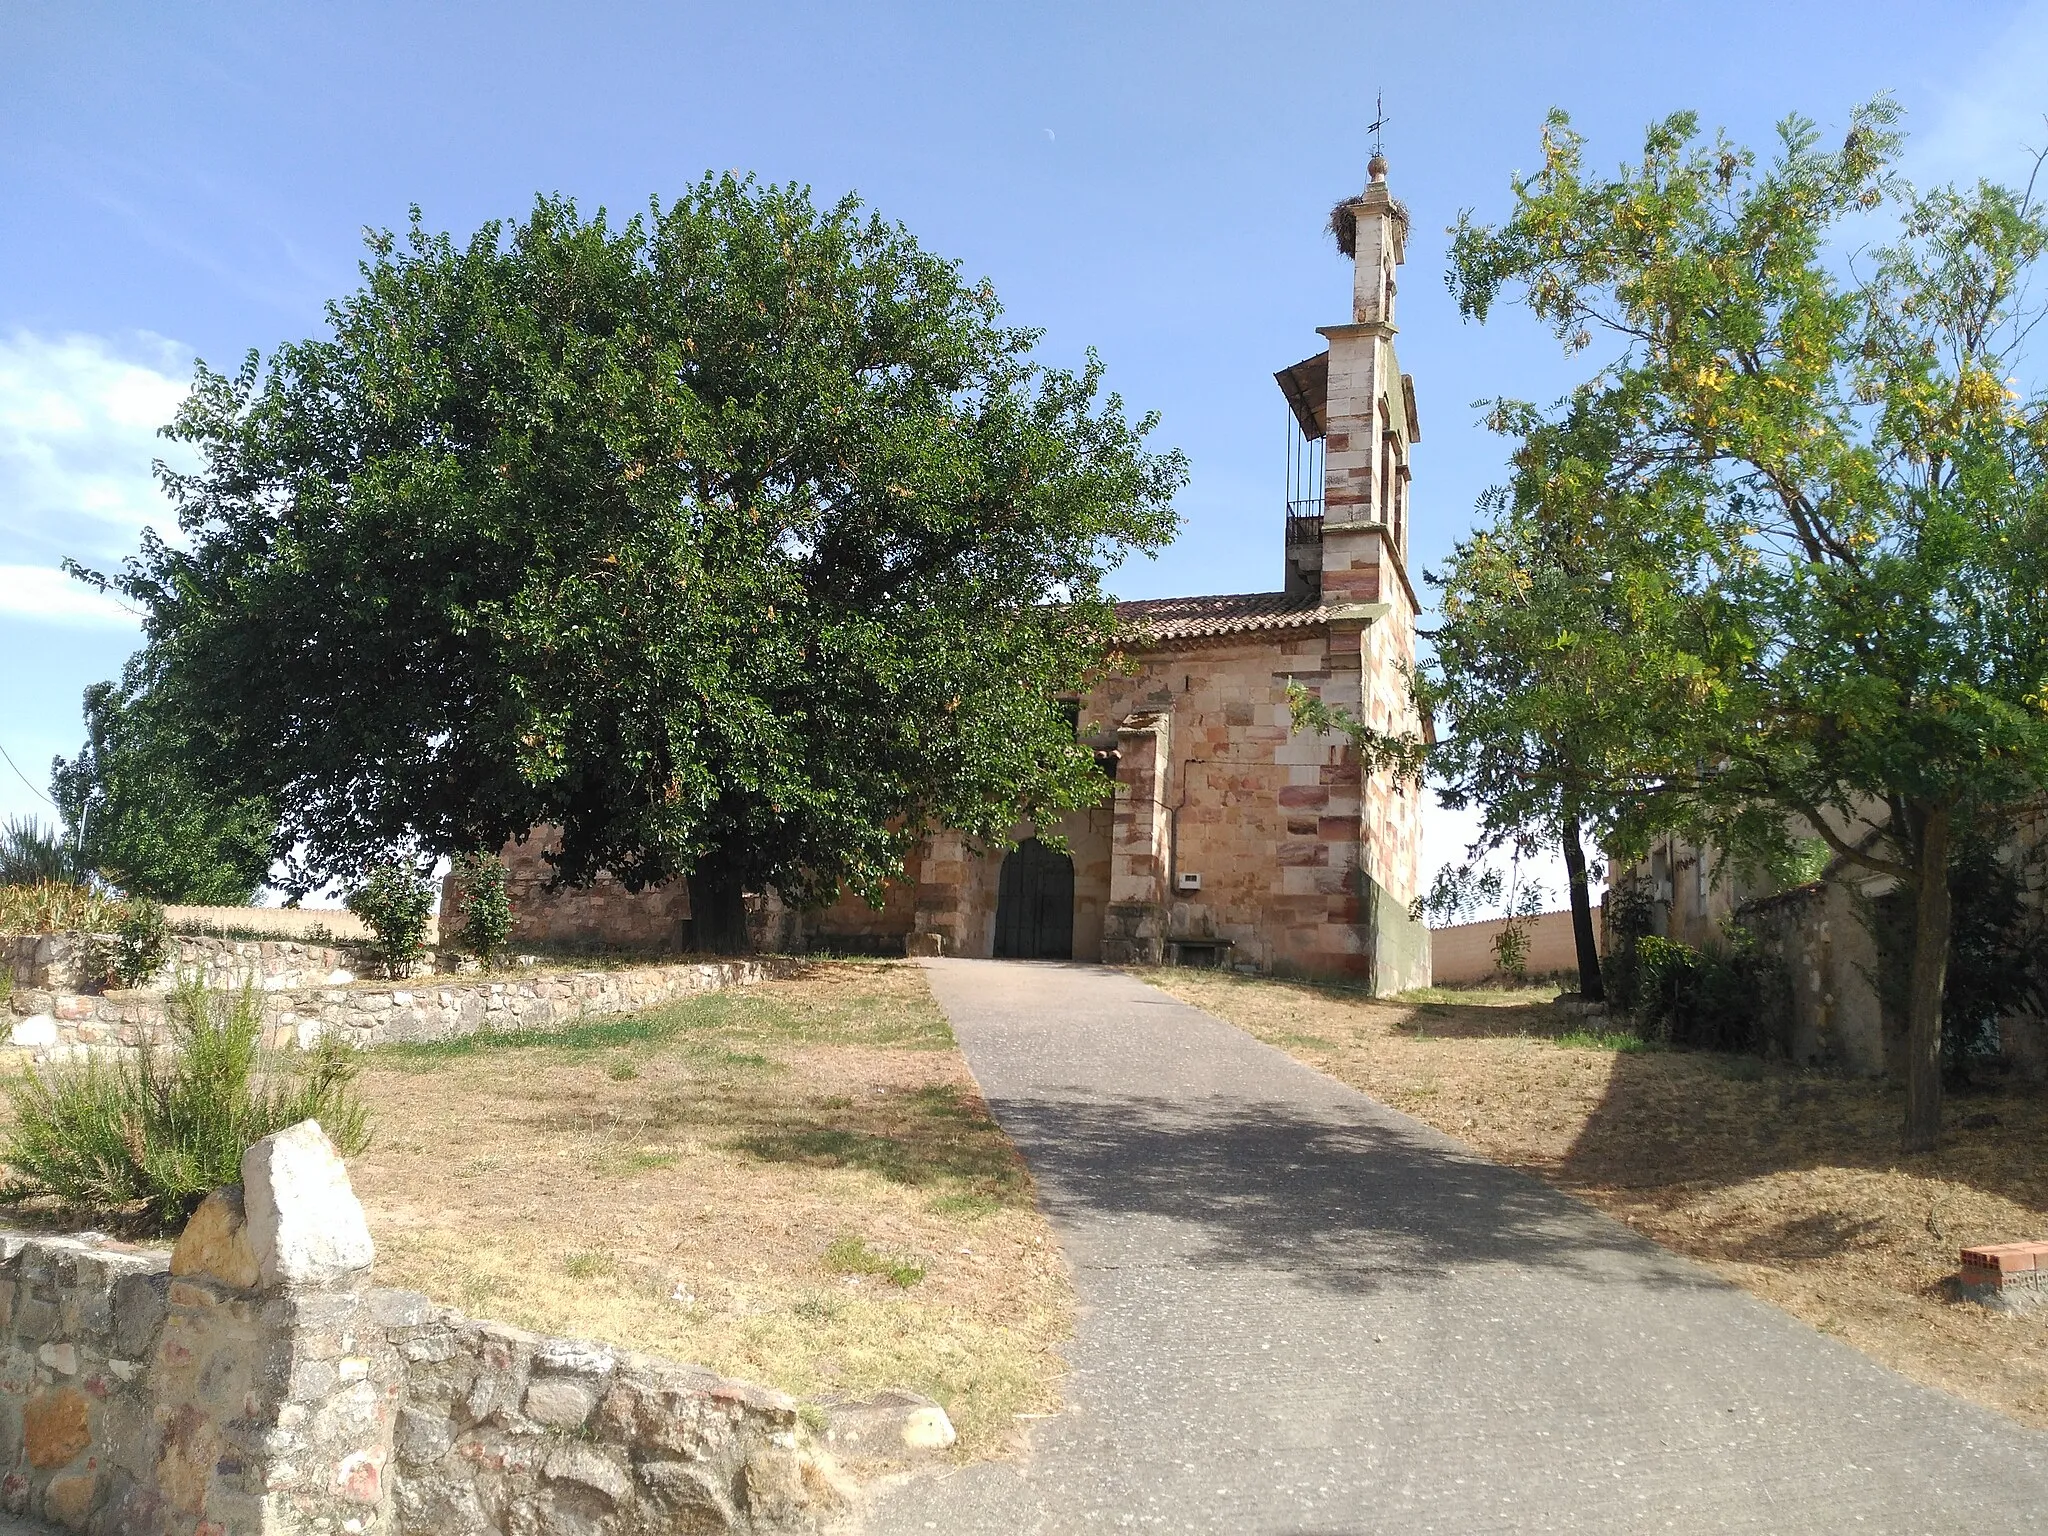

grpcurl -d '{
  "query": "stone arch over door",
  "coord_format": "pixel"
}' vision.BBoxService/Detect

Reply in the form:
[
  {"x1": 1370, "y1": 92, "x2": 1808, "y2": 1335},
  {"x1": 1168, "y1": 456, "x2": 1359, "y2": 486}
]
[{"x1": 994, "y1": 838, "x2": 1075, "y2": 960}]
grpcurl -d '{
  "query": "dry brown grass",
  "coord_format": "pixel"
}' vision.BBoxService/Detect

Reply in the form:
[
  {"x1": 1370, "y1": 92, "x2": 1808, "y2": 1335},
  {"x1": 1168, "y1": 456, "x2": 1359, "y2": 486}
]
[
  {"x1": 348, "y1": 959, "x2": 1071, "y2": 1458},
  {"x1": 1146, "y1": 968, "x2": 2048, "y2": 1431}
]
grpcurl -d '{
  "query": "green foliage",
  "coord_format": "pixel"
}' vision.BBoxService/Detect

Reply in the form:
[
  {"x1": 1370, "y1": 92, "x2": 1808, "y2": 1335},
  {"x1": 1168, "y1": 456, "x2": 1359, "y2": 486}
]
[
  {"x1": 51, "y1": 682, "x2": 273, "y2": 904},
  {"x1": 1599, "y1": 879, "x2": 1659, "y2": 1013},
  {"x1": 94, "y1": 177, "x2": 1183, "y2": 944},
  {"x1": 0, "y1": 982, "x2": 370, "y2": 1229},
  {"x1": 1629, "y1": 929, "x2": 1782, "y2": 1054},
  {"x1": 561, "y1": 1250, "x2": 616, "y2": 1279},
  {"x1": 1448, "y1": 100, "x2": 2048, "y2": 1144},
  {"x1": 451, "y1": 852, "x2": 511, "y2": 966},
  {"x1": 112, "y1": 900, "x2": 170, "y2": 989},
  {"x1": 345, "y1": 862, "x2": 436, "y2": 977},
  {"x1": 1750, "y1": 838, "x2": 1831, "y2": 895},
  {"x1": 0, "y1": 818, "x2": 88, "y2": 887},
  {"x1": 1407, "y1": 848, "x2": 1548, "y2": 977}
]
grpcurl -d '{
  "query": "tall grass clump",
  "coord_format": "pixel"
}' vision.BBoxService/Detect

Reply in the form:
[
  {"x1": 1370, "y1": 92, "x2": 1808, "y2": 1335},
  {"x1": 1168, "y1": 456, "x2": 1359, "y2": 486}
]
[
  {"x1": 0, "y1": 982, "x2": 370, "y2": 1229},
  {"x1": 0, "y1": 882, "x2": 123, "y2": 936}
]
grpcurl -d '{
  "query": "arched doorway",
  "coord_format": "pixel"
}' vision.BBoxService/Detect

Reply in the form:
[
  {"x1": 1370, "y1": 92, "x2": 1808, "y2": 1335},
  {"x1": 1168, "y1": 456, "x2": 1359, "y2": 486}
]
[{"x1": 994, "y1": 838, "x2": 1075, "y2": 960}]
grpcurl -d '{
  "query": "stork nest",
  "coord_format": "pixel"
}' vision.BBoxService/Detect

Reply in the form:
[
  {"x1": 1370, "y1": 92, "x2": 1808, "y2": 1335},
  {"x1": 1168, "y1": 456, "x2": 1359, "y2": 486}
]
[{"x1": 1329, "y1": 196, "x2": 1410, "y2": 258}]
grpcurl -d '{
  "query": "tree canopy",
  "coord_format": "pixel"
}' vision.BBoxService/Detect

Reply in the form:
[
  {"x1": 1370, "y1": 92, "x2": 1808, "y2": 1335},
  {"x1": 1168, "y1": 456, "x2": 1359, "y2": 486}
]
[
  {"x1": 1447, "y1": 100, "x2": 2048, "y2": 1145},
  {"x1": 1415, "y1": 397, "x2": 1709, "y2": 997},
  {"x1": 87, "y1": 175, "x2": 1185, "y2": 945},
  {"x1": 51, "y1": 682, "x2": 273, "y2": 905}
]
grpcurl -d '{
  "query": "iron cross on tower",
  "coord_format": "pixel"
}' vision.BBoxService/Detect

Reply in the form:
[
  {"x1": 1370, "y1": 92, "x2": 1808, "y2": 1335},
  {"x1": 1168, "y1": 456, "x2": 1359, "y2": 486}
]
[{"x1": 1366, "y1": 92, "x2": 1390, "y2": 159}]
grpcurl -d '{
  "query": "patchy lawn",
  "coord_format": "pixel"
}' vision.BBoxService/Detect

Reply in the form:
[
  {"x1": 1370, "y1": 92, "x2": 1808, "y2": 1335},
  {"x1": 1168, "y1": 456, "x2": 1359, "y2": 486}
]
[
  {"x1": 1146, "y1": 968, "x2": 2048, "y2": 1432},
  {"x1": 348, "y1": 959, "x2": 1071, "y2": 1459}
]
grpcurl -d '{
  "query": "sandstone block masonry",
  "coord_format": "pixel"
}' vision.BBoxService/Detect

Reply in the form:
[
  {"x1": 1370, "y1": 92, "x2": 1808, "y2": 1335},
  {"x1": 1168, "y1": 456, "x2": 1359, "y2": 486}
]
[
  {"x1": 0, "y1": 1122, "x2": 843, "y2": 1535},
  {"x1": 4, "y1": 958, "x2": 798, "y2": 1064}
]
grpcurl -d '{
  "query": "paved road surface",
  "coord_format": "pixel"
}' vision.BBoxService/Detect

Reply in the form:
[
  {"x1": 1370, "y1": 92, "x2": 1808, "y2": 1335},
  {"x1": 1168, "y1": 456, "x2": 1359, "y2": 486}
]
[{"x1": 866, "y1": 959, "x2": 2048, "y2": 1535}]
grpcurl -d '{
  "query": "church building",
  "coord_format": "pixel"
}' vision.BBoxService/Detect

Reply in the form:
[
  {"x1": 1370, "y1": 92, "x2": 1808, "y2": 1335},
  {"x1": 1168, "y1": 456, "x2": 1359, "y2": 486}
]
[{"x1": 493, "y1": 157, "x2": 1432, "y2": 990}]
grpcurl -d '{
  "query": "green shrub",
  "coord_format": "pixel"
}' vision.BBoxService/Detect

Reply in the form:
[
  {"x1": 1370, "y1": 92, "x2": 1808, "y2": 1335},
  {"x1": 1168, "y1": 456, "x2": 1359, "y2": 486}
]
[
  {"x1": 1600, "y1": 879, "x2": 1658, "y2": 1012},
  {"x1": 452, "y1": 852, "x2": 511, "y2": 966},
  {"x1": 0, "y1": 981, "x2": 370, "y2": 1229},
  {"x1": 1630, "y1": 928, "x2": 1780, "y2": 1053},
  {"x1": 345, "y1": 861, "x2": 436, "y2": 977},
  {"x1": 113, "y1": 899, "x2": 170, "y2": 989}
]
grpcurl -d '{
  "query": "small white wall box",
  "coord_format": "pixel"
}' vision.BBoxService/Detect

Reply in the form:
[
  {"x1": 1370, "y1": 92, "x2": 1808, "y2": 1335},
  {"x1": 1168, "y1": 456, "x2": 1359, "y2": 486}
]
[{"x1": 1177, "y1": 872, "x2": 1203, "y2": 892}]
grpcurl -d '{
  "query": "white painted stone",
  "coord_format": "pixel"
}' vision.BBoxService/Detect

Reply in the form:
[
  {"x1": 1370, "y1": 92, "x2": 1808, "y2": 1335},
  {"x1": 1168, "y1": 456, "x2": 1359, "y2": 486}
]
[
  {"x1": 901, "y1": 1404, "x2": 956, "y2": 1451},
  {"x1": 10, "y1": 1015, "x2": 56, "y2": 1047},
  {"x1": 241, "y1": 1120, "x2": 376, "y2": 1288}
]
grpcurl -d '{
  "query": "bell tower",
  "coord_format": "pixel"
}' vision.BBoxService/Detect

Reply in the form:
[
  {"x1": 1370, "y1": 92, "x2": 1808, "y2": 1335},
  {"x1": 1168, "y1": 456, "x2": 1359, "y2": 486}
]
[
  {"x1": 1319, "y1": 151, "x2": 1418, "y2": 604},
  {"x1": 1268, "y1": 149, "x2": 1431, "y2": 988}
]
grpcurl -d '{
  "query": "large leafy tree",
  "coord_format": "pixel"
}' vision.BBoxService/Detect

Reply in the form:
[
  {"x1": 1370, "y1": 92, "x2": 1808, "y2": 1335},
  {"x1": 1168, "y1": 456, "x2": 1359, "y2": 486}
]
[
  {"x1": 50, "y1": 682, "x2": 273, "y2": 904},
  {"x1": 1419, "y1": 400, "x2": 1707, "y2": 1000},
  {"x1": 1449, "y1": 102, "x2": 2048, "y2": 1147},
  {"x1": 88, "y1": 177, "x2": 1184, "y2": 948}
]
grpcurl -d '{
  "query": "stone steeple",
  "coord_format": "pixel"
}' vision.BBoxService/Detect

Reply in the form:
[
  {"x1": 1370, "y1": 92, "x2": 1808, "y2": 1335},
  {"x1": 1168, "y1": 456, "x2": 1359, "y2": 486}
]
[{"x1": 1318, "y1": 153, "x2": 1418, "y2": 606}]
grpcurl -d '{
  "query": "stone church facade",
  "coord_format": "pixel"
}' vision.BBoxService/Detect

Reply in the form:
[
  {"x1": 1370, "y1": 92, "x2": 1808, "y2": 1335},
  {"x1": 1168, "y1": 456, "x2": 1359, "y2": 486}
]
[{"x1": 493, "y1": 158, "x2": 1431, "y2": 990}]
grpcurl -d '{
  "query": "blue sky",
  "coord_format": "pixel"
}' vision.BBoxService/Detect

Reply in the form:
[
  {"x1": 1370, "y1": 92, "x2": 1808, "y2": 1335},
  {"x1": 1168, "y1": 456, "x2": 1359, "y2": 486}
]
[{"x1": 5, "y1": 0, "x2": 2048, "y2": 907}]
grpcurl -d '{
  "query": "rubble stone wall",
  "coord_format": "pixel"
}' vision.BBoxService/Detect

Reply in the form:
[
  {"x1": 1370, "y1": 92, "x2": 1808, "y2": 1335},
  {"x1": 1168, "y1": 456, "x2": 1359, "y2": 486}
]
[
  {"x1": 0, "y1": 1124, "x2": 840, "y2": 1535},
  {"x1": 3, "y1": 934, "x2": 357, "y2": 995},
  {"x1": 0, "y1": 1230, "x2": 167, "y2": 1530},
  {"x1": 4, "y1": 958, "x2": 797, "y2": 1064},
  {"x1": 383, "y1": 1299, "x2": 831, "y2": 1535}
]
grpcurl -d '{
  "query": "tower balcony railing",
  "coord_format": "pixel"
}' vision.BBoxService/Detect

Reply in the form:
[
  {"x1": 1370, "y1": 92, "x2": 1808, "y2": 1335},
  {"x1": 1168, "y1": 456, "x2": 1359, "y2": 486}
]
[{"x1": 1285, "y1": 500, "x2": 1324, "y2": 547}]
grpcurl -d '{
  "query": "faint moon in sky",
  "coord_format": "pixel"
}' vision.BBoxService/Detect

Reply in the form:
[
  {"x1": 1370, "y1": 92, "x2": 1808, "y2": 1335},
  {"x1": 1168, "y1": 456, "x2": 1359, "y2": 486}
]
[{"x1": 1043, "y1": 128, "x2": 1055, "y2": 141}]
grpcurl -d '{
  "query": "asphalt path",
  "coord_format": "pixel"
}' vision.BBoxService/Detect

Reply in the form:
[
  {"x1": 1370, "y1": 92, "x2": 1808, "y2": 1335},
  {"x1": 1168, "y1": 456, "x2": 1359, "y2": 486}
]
[{"x1": 865, "y1": 958, "x2": 2048, "y2": 1535}]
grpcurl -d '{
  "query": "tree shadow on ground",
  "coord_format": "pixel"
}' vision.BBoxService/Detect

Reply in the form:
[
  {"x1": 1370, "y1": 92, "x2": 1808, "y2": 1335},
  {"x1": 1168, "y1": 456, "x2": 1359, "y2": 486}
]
[
  {"x1": 977, "y1": 1085, "x2": 1720, "y2": 1298},
  {"x1": 1556, "y1": 1046, "x2": 2048, "y2": 1212},
  {"x1": 1174, "y1": 969, "x2": 2048, "y2": 1234}
]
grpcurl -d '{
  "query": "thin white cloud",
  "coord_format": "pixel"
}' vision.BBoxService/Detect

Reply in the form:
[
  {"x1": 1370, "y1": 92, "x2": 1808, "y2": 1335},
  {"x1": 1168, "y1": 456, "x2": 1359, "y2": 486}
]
[
  {"x1": 1911, "y1": 1, "x2": 2048, "y2": 189},
  {"x1": 0, "y1": 563, "x2": 141, "y2": 628},
  {"x1": 0, "y1": 330, "x2": 194, "y2": 569}
]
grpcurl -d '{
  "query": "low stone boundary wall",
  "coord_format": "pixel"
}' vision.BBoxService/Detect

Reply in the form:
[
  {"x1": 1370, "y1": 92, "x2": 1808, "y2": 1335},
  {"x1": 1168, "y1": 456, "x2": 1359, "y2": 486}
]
[
  {"x1": 4, "y1": 933, "x2": 358, "y2": 994},
  {"x1": 5, "y1": 957, "x2": 802, "y2": 1062},
  {"x1": 0, "y1": 1122, "x2": 842, "y2": 1534}
]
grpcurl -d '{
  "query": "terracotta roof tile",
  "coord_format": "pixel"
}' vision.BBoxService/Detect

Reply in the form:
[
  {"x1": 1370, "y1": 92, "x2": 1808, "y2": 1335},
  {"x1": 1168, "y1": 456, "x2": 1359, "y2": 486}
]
[{"x1": 1113, "y1": 590, "x2": 1331, "y2": 643}]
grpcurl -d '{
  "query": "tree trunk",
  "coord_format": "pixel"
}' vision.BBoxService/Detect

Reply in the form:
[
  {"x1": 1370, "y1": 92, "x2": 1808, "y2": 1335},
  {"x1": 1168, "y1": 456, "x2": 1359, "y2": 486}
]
[
  {"x1": 1562, "y1": 816, "x2": 1606, "y2": 1001},
  {"x1": 687, "y1": 857, "x2": 753, "y2": 955},
  {"x1": 1901, "y1": 803, "x2": 1953, "y2": 1152}
]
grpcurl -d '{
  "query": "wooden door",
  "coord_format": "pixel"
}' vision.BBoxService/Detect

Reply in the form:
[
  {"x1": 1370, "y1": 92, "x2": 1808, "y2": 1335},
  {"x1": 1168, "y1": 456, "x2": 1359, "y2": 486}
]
[{"x1": 994, "y1": 838, "x2": 1075, "y2": 960}]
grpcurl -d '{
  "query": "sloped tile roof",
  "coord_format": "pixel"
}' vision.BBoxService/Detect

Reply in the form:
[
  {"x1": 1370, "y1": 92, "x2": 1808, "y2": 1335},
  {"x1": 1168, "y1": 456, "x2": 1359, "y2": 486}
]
[{"x1": 1113, "y1": 590, "x2": 1331, "y2": 643}]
